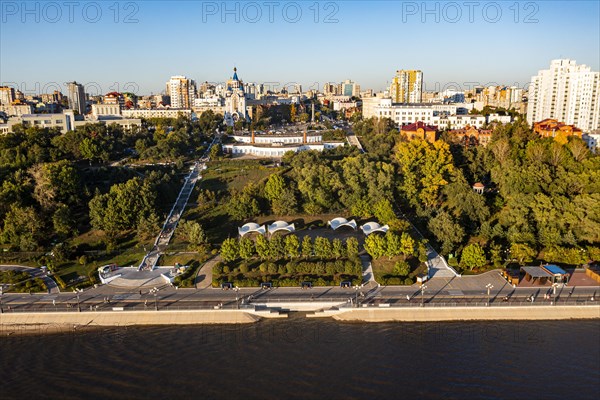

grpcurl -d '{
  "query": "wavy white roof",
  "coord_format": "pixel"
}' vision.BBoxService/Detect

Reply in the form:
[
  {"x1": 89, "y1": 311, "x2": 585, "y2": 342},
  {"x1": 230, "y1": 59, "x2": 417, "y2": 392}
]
[
  {"x1": 267, "y1": 221, "x2": 295, "y2": 235},
  {"x1": 327, "y1": 217, "x2": 357, "y2": 230},
  {"x1": 360, "y1": 222, "x2": 389, "y2": 236},
  {"x1": 238, "y1": 222, "x2": 266, "y2": 237}
]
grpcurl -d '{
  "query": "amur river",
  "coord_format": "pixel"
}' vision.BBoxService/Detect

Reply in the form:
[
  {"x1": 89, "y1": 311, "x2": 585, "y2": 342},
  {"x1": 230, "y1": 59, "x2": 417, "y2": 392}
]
[{"x1": 1, "y1": 317, "x2": 599, "y2": 399}]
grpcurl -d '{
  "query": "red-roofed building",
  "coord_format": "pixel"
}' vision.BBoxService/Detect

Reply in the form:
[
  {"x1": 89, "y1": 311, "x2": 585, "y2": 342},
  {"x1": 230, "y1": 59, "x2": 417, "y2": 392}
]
[
  {"x1": 400, "y1": 121, "x2": 438, "y2": 143},
  {"x1": 533, "y1": 119, "x2": 583, "y2": 145},
  {"x1": 449, "y1": 126, "x2": 493, "y2": 147}
]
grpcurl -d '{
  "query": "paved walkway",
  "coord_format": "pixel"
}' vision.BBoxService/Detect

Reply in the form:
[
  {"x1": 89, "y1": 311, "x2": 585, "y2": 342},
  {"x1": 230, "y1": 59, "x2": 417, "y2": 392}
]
[
  {"x1": 0, "y1": 265, "x2": 60, "y2": 294},
  {"x1": 195, "y1": 256, "x2": 219, "y2": 289}
]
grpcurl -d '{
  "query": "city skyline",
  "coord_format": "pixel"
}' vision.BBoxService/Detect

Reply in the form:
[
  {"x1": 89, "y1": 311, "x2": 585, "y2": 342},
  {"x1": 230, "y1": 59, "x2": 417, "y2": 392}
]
[{"x1": 1, "y1": 1, "x2": 599, "y2": 94}]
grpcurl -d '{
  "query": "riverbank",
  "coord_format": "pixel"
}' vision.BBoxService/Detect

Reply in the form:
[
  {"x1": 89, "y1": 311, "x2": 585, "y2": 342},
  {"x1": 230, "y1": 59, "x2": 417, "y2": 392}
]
[
  {"x1": 0, "y1": 309, "x2": 287, "y2": 335},
  {"x1": 317, "y1": 305, "x2": 600, "y2": 322}
]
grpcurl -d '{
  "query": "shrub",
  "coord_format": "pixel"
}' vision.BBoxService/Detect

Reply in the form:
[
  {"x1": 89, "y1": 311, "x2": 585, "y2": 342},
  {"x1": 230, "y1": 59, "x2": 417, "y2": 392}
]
[{"x1": 239, "y1": 263, "x2": 249, "y2": 274}]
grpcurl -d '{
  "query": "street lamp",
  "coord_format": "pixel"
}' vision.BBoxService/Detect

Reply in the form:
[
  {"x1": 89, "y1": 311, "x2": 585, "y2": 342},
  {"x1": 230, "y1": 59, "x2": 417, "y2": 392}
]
[
  {"x1": 0, "y1": 286, "x2": 3, "y2": 314},
  {"x1": 354, "y1": 285, "x2": 360, "y2": 308},
  {"x1": 150, "y1": 287, "x2": 159, "y2": 311},
  {"x1": 234, "y1": 286, "x2": 240, "y2": 309},
  {"x1": 551, "y1": 283, "x2": 558, "y2": 305},
  {"x1": 75, "y1": 290, "x2": 81, "y2": 312},
  {"x1": 420, "y1": 284, "x2": 427, "y2": 307},
  {"x1": 486, "y1": 284, "x2": 494, "y2": 306}
]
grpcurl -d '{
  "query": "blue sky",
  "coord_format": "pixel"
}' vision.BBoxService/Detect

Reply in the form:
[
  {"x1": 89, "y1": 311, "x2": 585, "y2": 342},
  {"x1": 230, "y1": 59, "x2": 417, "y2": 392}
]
[{"x1": 1, "y1": 1, "x2": 599, "y2": 95}]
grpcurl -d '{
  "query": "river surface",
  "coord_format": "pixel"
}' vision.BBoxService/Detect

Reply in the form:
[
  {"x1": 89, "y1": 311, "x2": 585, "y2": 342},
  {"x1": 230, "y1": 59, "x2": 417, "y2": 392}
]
[{"x1": 1, "y1": 317, "x2": 599, "y2": 399}]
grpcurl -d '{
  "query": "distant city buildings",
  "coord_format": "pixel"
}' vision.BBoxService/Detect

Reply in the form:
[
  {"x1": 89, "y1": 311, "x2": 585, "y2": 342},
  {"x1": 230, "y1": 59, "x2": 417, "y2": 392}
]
[
  {"x1": 527, "y1": 59, "x2": 600, "y2": 133},
  {"x1": 390, "y1": 70, "x2": 423, "y2": 103},
  {"x1": 67, "y1": 81, "x2": 86, "y2": 115}
]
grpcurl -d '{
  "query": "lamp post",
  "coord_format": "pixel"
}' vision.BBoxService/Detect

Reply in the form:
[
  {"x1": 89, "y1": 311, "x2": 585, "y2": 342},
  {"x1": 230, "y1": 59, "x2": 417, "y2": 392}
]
[
  {"x1": 420, "y1": 284, "x2": 427, "y2": 307},
  {"x1": 76, "y1": 290, "x2": 81, "y2": 312},
  {"x1": 0, "y1": 287, "x2": 3, "y2": 314},
  {"x1": 234, "y1": 286, "x2": 240, "y2": 309},
  {"x1": 551, "y1": 283, "x2": 558, "y2": 305},
  {"x1": 150, "y1": 287, "x2": 159, "y2": 311},
  {"x1": 486, "y1": 284, "x2": 493, "y2": 306},
  {"x1": 354, "y1": 285, "x2": 360, "y2": 308}
]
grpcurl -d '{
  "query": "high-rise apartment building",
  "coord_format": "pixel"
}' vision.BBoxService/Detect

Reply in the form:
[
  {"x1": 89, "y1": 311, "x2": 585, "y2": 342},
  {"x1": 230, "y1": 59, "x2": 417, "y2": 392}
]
[
  {"x1": 390, "y1": 70, "x2": 423, "y2": 103},
  {"x1": 527, "y1": 59, "x2": 600, "y2": 132},
  {"x1": 340, "y1": 80, "x2": 360, "y2": 97},
  {"x1": 67, "y1": 81, "x2": 86, "y2": 115},
  {"x1": 166, "y1": 76, "x2": 197, "y2": 109},
  {"x1": 0, "y1": 86, "x2": 16, "y2": 105}
]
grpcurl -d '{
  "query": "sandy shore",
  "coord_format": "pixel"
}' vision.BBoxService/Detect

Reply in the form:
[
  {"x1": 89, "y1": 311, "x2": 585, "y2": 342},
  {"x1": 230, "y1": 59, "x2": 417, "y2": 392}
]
[{"x1": 325, "y1": 305, "x2": 600, "y2": 322}]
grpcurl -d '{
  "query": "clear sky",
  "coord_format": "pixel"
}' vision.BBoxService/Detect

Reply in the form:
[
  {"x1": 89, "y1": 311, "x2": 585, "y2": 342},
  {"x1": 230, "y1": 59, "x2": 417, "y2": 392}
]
[{"x1": 1, "y1": 0, "x2": 599, "y2": 95}]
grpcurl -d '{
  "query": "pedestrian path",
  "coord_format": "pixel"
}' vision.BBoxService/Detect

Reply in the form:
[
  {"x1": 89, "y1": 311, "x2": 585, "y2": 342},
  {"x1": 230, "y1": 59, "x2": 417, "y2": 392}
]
[{"x1": 138, "y1": 135, "x2": 220, "y2": 271}]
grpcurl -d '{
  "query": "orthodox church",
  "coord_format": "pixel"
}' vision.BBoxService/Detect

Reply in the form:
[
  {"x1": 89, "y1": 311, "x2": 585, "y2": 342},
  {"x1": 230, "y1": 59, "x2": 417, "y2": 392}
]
[{"x1": 223, "y1": 67, "x2": 250, "y2": 126}]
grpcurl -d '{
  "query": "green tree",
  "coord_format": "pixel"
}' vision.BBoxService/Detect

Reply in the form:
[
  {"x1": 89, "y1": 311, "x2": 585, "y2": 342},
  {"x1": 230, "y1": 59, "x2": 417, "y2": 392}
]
[
  {"x1": 460, "y1": 243, "x2": 487, "y2": 270},
  {"x1": 399, "y1": 232, "x2": 416, "y2": 260},
  {"x1": 178, "y1": 220, "x2": 207, "y2": 248},
  {"x1": 393, "y1": 260, "x2": 410, "y2": 276},
  {"x1": 332, "y1": 238, "x2": 345, "y2": 259},
  {"x1": 1, "y1": 205, "x2": 44, "y2": 251},
  {"x1": 285, "y1": 234, "x2": 300, "y2": 259},
  {"x1": 255, "y1": 235, "x2": 270, "y2": 260},
  {"x1": 301, "y1": 235, "x2": 313, "y2": 258},
  {"x1": 238, "y1": 237, "x2": 255, "y2": 260},
  {"x1": 428, "y1": 211, "x2": 464, "y2": 255},
  {"x1": 221, "y1": 238, "x2": 239, "y2": 262},
  {"x1": 385, "y1": 232, "x2": 402, "y2": 259},
  {"x1": 373, "y1": 199, "x2": 396, "y2": 225},
  {"x1": 269, "y1": 234, "x2": 286, "y2": 260},
  {"x1": 364, "y1": 234, "x2": 386, "y2": 260},
  {"x1": 137, "y1": 213, "x2": 160, "y2": 241},
  {"x1": 490, "y1": 244, "x2": 503, "y2": 268},
  {"x1": 314, "y1": 236, "x2": 332, "y2": 258},
  {"x1": 346, "y1": 237, "x2": 359, "y2": 258},
  {"x1": 511, "y1": 243, "x2": 536, "y2": 265},
  {"x1": 52, "y1": 203, "x2": 76, "y2": 237},
  {"x1": 264, "y1": 174, "x2": 285, "y2": 204}
]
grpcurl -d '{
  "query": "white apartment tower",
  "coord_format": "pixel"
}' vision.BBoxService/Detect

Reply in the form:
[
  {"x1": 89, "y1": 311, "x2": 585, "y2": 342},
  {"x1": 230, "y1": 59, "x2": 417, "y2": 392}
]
[
  {"x1": 166, "y1": 76, "x2": 197, "y2": 109},
  {"x1": 527, "y1": 59, "x2": 600, "y2": 132}
]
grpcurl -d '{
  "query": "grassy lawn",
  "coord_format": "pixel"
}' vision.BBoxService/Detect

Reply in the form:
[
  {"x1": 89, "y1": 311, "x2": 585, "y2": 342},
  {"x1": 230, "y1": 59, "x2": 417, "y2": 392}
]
[{"x1": 372, "y1": 255, "x2": 426, "y2": 285}]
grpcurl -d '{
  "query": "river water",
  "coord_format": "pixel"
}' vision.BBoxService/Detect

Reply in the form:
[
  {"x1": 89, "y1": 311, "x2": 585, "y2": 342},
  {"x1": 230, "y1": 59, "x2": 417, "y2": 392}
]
[{"x1": 1, "y1": 317, "x2": 599, "y2": 399}]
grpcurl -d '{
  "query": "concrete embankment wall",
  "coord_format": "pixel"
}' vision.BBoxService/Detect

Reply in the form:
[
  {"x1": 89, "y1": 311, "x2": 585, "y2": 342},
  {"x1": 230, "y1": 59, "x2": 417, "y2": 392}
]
[
  {"x1": 330, "y1": 306, "x2": 600, "y2": 322},
  {"x1": 0, "y1": 309, "x2": 283, "y2": 334}
]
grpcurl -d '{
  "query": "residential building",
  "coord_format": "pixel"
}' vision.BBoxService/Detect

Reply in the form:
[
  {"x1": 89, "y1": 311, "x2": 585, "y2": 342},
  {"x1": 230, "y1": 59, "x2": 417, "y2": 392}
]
[
  {"x1": 400, "y1": 121, "x2": 438, "y2": 143},
  {"x1": 1, "y1": 110, "x2": 75, "y2": 134},
  {"x1": 487, "y1": 113, "x2": 512, "y2": 124},
  {"x1": 0, "y1": 86, "x2": 16, "y2": 105},
  {"x1": 390, "y1": 70, "x2": 423, "y2": 103},
  {"x1": 527, "y1": 59, "x2": 600, "y2": 132},
  {"x1": 533, "y1": 118, "x2": 583, "y2": 144},
  {"x1": 0, "y1": 102, "x2": 34, "y2": 116},
  {"x1": 448, "y1": 126, "x2": 493, "y2": 147},
  {"x1": 67, "y1": 81, "x2": 86, "y2": 115},
  {"x1": 340, "y1": 80, "x2": 360, "y2": 97},
  {"x1": 583, "y1": 131, "x2": 600, "y2": 153},
  {"x1": 122, "y1": 109, "x2": 192, "y2": 119},
  {"x1": 166, "y1": 76, "x2": 197, "y2": 109}
]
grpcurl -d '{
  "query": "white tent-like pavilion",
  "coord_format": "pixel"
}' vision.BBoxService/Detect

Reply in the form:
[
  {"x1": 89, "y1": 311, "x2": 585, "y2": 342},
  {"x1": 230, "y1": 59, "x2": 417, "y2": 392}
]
[
  {"x1": 267, "y1": 221, "x2": 295, "y2": 235},
  {"x1": 360, "y1": 222, "x2": 389, "y2": 236},
  {"x1": 327, "y1": 217, "x2": 358, "y2": 230},
  {"x1": 238, "y1": 222, "x2": 266, "y2": 237}
]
